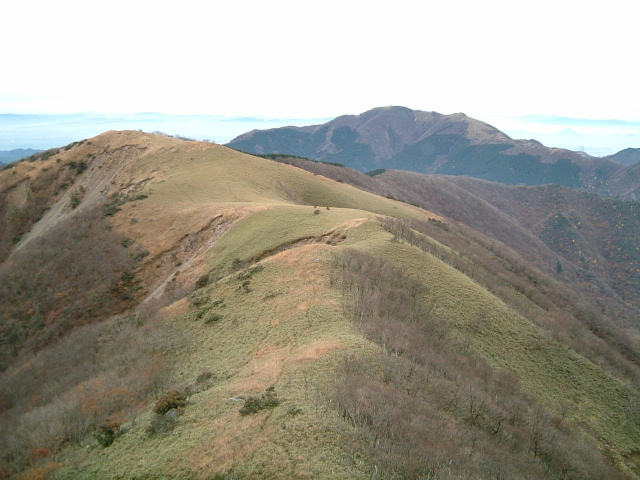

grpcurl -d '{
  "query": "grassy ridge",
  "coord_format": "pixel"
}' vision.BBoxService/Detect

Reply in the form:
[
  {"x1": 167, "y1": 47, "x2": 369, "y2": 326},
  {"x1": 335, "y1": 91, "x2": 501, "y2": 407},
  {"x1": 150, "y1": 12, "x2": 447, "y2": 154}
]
[
  {"x1": 144, "y1": 140, "x2": 429, "y2": 219},
  {"x1": 56, "y1": 236, "x2": 377, "y2": 479}
]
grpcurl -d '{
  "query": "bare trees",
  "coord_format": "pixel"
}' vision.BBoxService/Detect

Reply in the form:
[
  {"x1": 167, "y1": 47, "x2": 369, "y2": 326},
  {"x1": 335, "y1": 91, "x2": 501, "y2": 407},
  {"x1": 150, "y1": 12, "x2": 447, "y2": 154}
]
[
  {"x1": 0, "y1": 207, "x2": 145, "y2": 369},
  {"x1": 0, "y1": 312, "x2": 175, "y2": 474},
  {"x1": 332, "y1": 249, "x2": 624, "y2": 479}
]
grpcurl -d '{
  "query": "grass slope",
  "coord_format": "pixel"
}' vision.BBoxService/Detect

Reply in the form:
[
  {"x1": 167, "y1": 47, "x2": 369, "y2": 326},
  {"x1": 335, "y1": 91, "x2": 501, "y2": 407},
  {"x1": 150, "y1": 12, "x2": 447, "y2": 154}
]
[
  {"x1": 53, "y1": 212, "x2": 639, "y2": 478},
  {"x1": 57, "y1": 242, "x2": 375, "y2": 479}
]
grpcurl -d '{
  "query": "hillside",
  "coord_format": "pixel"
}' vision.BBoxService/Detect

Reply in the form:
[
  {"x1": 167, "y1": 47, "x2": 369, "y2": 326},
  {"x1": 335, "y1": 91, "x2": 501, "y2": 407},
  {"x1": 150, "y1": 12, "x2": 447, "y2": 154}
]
[
  {"x1": 376, "y1": 172, "x2": 640, "y2": 325},
  {"x1": 227, "y1": 106, "x2": 635, "y2": 195},
  {"x1": 257, "y1": 155, "x2": 640, "y2": 329},
  {"x1": 1, "y1": 131, "x2": 639, "y2": 479},
  {"x1": 607, "y1": 148, "x2": 640, "y2": 166},
  {"x1": 608, "y1": 162, "x2": 640, "y2": 200}
]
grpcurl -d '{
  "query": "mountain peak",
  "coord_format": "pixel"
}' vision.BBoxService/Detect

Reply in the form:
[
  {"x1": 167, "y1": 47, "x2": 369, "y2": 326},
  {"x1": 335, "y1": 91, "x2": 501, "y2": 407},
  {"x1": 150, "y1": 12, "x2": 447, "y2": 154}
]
[{"x1": 226, "y1": 106, "x2": 595, "y2": 185}]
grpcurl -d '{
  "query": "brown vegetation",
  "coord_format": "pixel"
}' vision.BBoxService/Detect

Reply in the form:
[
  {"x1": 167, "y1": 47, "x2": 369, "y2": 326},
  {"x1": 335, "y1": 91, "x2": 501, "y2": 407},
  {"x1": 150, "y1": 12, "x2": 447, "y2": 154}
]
[
  {"x1": 1, "y1": 131, "x2": 638, "y2": 478},
  {"x1": 333, "y1": 249, "x2": 625, "y2": 479},
  {"x1": 0, "y1": 206, "x2": 148, "y2": 369},
  {"x1": 0, "y1": 311, "x2": 177, "y2": 474},
  {"x1": 270, "y1": 156, "x2": 640, "y2": 332},
  {"x1": 0, "y1": 143, "x2": 92, "y2": 262}
]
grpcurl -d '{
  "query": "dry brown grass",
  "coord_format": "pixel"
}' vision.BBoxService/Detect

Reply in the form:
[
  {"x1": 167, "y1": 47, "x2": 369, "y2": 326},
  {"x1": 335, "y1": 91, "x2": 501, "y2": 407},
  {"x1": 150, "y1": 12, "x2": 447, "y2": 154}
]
[
  {"x1": 189, "y1": 411, "x2": 278, "y2": 476},
  {"x1": 292, "y1": 339, "x2": 345, "y2": 363},
  {"x1": 231, "y1": 349, "x2": 286, "y2": 393}
]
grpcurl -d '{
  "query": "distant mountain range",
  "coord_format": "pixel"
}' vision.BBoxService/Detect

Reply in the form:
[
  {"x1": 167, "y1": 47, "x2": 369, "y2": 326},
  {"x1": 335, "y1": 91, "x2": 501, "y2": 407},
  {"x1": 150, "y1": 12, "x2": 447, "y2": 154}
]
[
  {"x1": 0, "y1": 149, "x2": 42, "y2": 165},
  {"x1": 4, "y1": 108, "x2": 639, "y2": 196},
  {"x1": 227, "y1": 106, "x2": 640, "y2": 198},
  {"x1": 491, "y1": 115, "x2": 640, "y2": 157},
  {"x1": 0, "y1": 112, "x2": 332, "y2": 150}
]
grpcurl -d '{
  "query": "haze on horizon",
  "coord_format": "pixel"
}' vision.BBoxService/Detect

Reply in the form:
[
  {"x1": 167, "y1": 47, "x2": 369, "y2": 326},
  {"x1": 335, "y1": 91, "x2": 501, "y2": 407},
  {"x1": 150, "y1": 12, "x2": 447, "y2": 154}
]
[{"x1": 2, "y1": 0, "x2": 638, "y2": 156}]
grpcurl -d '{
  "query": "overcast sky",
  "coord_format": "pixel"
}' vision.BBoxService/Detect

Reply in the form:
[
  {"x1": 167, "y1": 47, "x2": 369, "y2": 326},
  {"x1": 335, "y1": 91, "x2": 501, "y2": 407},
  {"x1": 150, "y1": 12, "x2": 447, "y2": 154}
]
[
  {"x1": 1, "y1": 1, "x2": 638, "y2": 156},
  {"x1": 3, "y1": 0, "x2": 637, "y2": 120}
]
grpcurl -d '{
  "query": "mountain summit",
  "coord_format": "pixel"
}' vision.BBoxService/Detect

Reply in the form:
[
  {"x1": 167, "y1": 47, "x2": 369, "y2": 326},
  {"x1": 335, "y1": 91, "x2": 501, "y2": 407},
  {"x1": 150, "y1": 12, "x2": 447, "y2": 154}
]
[
  {"x1": 228, "y1": 106, "x2": 633, "y2": 194},
  {"x1": 228, "y1": 106, "x2": 510, "y2": 169},
  {"x1": 232, "y1": 106, "x2": 510, "y2": 163}
]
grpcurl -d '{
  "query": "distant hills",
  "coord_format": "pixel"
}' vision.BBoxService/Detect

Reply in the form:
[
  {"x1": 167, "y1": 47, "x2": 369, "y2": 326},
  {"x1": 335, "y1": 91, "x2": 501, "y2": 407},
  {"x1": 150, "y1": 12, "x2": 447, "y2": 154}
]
[
  {"x1": 496, "y1": 115, "x2": 640, "y2": 157},
  {"x1": 228, "y1": 106, "x2": 640, "y2": 198},
  {"x1": 606, "y1": 147, "x2": 640, "y2": 166},
  {"x1": 0, "y1": 149, "x2": 41, "y2": 165}
]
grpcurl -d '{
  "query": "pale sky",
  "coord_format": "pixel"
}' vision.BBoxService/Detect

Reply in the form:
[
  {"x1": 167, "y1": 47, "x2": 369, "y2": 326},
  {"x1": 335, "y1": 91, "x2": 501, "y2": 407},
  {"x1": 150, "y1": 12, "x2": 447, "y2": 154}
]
[{"x1": 2, "y1": 0, "x2": 638, "y2": 121}]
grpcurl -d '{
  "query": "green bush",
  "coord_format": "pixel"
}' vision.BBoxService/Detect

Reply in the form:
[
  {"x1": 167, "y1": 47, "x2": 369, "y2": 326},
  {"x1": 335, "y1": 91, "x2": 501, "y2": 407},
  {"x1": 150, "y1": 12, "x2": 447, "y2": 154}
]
[
  {"x1": 366, "y1": 168, "x2": 386, "y2": 177},
  {"x1": 239, "y1": 386, "x2": 280, "y2": 415},
  {"x1": 236, "y1": 265, "x2": 264, "y2": 281},
  {"x1": 231, "y1": 257, "x2": 246, "y2": 272},
  {"x1": 204, "y1": 312, "x2": 223, "y2": 324},
  {"x1": 189, "y1": 290, "x2": 210, "y2": 307},
  {"x1": 70, "y1": 186, "x2": 85, "y2": 209}
]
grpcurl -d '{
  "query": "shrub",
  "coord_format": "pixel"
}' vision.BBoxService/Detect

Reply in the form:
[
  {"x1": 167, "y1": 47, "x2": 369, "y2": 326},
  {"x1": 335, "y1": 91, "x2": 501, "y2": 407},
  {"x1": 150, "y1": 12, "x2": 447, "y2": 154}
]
[
  {"x1": 366, "y1": 168, "x2": 386, "y2": 177},
  {"x1": 231, "y1": 258, "x2": 246, "y2": 272},
  {"x1": 239, "y1": 386, "x2": 280, "y2": 415},
  {"x1": 195, "y1": 274, "x2": 210, "y2": 289},
  {"x1": 189, "y1": 290, "x2": 210, "y2": 307},
  {"x1": 103, "y1": 204, "x2": 121, "y2": 216},
  {"x1": 196, "y1": 371, "x2": 214, "y2": 384},
  {"x1": 237, "y1": 280, "x2": 251, "y2": 293},
  {"x1": 204, "y1": 313, "x2": 223, "y2": 324},
  {"x1": 95, "y1": 421, "x2": 120, "y2": 447},
  {"x1": 70, "y1": 187, "x2": 85, "y2": 209},
  {"x1": 236, "y1": 265, "x2": 264, "y2": 281},
  {"x1": 287, "y1": 405, "x2": 302, "y2": 416},
  {"x1": 153, "y1": 390, "x2": 187, "y2": 415},
  {"x1": 102, "y1": 190, "x2": 149, "y2": 217}
]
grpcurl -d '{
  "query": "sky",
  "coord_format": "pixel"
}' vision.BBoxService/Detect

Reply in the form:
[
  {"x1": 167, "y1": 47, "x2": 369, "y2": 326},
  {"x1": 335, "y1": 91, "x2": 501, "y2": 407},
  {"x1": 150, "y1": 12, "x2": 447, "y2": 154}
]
[{"x1": 2, "y1": 0, "x2": 638, "y2": 155}]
